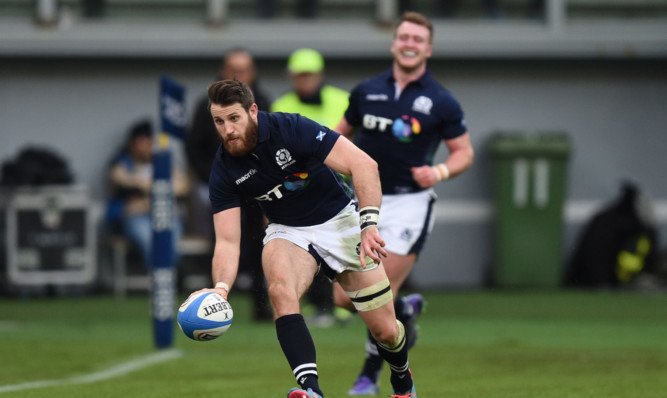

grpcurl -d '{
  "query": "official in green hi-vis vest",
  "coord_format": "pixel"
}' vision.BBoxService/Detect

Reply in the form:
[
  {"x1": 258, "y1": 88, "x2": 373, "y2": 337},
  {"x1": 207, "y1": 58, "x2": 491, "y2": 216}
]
[{"x1": 271, "y1": 48, "x2": 349, "y2": 131}]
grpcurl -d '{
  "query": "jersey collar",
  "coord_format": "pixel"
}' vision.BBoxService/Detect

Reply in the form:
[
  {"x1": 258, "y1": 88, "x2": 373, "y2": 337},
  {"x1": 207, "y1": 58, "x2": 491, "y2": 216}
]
[{"x1": 384, "y1": 67, "x2": 432, "y2": 88}]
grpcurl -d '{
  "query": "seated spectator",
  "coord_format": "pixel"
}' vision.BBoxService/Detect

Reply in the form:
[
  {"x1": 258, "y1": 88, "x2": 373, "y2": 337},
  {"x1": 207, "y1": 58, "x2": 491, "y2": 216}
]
[{"x1": 106, "y1": 119, "x2": 190, "y2": 268}]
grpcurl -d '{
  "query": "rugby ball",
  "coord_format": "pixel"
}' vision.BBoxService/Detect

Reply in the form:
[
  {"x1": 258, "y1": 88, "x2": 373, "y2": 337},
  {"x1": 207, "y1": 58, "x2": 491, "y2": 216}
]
[{"x1": 177, "y1": 291, "x2": 233, "y2": 341}]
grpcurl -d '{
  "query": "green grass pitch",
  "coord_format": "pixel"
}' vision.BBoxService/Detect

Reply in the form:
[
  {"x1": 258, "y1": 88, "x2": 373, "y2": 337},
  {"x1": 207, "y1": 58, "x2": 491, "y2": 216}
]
[{"x1": 1, "y1": 290, "x2": 666, "y2": 397}]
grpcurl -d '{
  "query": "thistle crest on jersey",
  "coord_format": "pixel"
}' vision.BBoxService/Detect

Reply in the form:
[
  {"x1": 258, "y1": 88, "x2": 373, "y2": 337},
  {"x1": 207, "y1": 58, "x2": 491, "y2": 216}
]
[{"x1": 412, "y1": 95, "x2": 433, "y2": 115}]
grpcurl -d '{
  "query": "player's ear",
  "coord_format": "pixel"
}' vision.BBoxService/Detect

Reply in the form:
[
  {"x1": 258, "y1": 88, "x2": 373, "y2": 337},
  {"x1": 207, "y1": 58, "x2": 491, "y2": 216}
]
[{"x1": 249, "y1": 103, "x2": 259, "y2": 119}]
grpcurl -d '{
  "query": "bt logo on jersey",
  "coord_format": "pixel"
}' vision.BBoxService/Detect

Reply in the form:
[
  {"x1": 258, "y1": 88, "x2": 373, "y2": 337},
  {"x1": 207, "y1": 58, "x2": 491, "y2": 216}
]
[
  {"x1": 255, "y1": 184, "x2": 284, "y2": 202},
  {"x1": 363, "y1": 114, "x2": 393, "y2": 131},
  {"x1": 363, "y1": 113, "x2": 421, "y2": 142},
  {"x1": 255, "y1": 172, "x2": 310, "y2": 202}
]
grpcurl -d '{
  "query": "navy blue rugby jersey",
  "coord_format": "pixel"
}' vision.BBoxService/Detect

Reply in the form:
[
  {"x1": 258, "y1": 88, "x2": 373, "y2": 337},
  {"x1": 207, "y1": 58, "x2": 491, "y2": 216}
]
[
  {"x1": 209, "y1": 111, "x2": 353, "y2": 227},
  {"x1": 344, "y1": 68, "x2": 467, "y2": 194}
]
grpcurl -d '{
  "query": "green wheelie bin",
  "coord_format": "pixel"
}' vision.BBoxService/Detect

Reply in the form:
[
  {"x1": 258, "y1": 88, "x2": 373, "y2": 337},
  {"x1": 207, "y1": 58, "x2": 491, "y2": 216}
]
[{"x1": 488, "y1": 132, "x2": 571, "y2": 288}]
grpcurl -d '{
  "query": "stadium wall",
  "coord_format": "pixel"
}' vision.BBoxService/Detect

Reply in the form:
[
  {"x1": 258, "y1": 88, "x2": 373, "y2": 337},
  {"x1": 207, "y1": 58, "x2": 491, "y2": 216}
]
[{"x1": 1, "y1": 57, "x2": 665, "y2": 288}]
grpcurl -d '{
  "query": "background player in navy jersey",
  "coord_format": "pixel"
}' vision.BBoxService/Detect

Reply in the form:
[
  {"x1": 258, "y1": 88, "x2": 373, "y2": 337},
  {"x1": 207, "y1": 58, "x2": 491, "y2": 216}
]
[
  {"x1": 334, "y1": 11, "x2": 475, "y2": 396},
  {"x1": 192, "y1": 79, "x2": 419, "y2": 398}
]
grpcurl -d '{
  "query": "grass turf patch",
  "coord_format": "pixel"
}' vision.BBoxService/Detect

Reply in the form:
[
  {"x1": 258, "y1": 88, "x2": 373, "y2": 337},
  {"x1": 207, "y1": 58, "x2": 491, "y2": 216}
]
[{"x1": 0, "y1": 290, "x2": 665, "y2": 397}]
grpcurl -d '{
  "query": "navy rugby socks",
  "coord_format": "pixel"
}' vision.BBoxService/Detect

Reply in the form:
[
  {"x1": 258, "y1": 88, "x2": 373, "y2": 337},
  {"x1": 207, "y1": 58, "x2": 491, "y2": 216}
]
[{"x1": 276, "y1": 314, "x2": 324, "y2": 397}]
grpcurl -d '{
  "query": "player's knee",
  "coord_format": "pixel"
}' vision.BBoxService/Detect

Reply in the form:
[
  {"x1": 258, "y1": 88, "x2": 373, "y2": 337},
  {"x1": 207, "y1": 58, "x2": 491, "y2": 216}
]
[
  {"x1": 266, "y1": 282, "x2": 298, "y2": 316},
  {"x1": 266, "y1": 281, "x2": 283, "y2": 299},
  {"x1": 370, "y1": 322, "x2": 400, "y2": 347},
  {"x1": 372, "y1": 319, "x2": 406, "y2": 350}
]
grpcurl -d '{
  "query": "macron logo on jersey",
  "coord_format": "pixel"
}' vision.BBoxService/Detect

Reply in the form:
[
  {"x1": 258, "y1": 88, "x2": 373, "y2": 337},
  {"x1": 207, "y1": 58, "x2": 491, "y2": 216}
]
[
  {"x1": 235, "y1": 168, "x2": 257, "y2": 185},
  {"x1": 316, "y1": 131, "x2": 326, "y2": 141},
  {"x1": 366, "y1": 94, "x2": 389, "y2": 101}
]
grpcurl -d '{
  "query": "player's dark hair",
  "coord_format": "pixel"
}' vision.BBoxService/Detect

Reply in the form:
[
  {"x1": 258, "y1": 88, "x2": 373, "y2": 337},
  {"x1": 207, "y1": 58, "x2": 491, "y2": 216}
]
[
  {"x1": 207, "y1": 79, "x2": 255, "y2": 113},
  {"x1": 395, "y1": 11, "x2": 433, "y2": 44}
]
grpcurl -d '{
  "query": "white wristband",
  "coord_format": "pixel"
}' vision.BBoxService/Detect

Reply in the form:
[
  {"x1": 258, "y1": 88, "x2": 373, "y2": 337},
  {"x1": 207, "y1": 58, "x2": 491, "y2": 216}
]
[
  {"x1": 359, "y1": 206, "x2": 380, "y2": 232},
  {"x1": 215, "y1": 282, "x2": 230, "y2": 293},
  {"x1": 432, "y1": 164, "x2": 450, "y2": 181}
]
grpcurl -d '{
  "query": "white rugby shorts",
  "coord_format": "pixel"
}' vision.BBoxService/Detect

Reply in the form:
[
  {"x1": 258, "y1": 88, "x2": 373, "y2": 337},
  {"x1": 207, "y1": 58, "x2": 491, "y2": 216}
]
[
  {"x1": 379, "y1": 189, "x2": 437, "y2": 256},
  {"x1": 263, "y1": 201, "x2": 380, "y2": 278}
]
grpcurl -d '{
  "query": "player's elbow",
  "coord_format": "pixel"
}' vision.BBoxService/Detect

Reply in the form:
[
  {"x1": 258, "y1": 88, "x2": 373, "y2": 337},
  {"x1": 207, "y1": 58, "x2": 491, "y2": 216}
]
[
  {"x1": 465, "y1": 145, "x2": 475, "y2": 169},
  {"x1": 367, "y1": 155, "x2": 379, "y2": 170},
  {"x1": 454, "y1": 144, "x2": 475, "y2": 173},
  {"x1": 348, "y1": 155, "x2": 378, "y2": 182},
  {"x1": 361, "y1": 156, "x2": 379, "y2": 176}
]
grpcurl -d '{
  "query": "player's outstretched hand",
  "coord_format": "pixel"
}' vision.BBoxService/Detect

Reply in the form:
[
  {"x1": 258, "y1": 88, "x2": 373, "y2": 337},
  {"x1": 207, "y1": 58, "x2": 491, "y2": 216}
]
[{"x1": 359, "y1": 226, "x2": 387, "y2": 268}]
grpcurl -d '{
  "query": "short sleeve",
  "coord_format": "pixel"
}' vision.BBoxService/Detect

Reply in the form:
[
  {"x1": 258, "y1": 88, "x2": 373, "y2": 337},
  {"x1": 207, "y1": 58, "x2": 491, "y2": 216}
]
[
  {"x1": 437, "y1": 91, "x2": 467, "y2": 140},
  {"x1": 208, "y1": 150, "x2": 242, "y2": 214},
  {"x1": 288, "y1": 115, "x2": 341, "y2": 162}
]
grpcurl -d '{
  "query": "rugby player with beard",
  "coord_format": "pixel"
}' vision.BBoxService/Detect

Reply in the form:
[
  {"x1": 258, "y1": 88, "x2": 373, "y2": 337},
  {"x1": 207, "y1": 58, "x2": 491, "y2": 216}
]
[{"x1": 191, "y1": 79, "x2": 420, "y2": 398}]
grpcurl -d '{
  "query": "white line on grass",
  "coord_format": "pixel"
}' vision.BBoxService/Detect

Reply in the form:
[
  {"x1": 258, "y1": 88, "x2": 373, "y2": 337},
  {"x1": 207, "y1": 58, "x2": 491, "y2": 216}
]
[{"x1": 0, "y1": 348, "x2": 182, "y2": 394}]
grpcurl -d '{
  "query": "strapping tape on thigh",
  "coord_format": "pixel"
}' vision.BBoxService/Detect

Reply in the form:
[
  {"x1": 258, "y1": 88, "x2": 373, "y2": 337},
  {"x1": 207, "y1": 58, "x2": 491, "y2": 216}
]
[{"x1": 346, "y1": 279, "x2": 393, "y2": 312}]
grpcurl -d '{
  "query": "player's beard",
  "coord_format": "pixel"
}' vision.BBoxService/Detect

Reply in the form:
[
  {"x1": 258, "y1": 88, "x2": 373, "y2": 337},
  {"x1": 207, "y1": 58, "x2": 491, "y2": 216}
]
[{"x1": 224, "y1": 118, "x2": 258, "y2": 157}]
